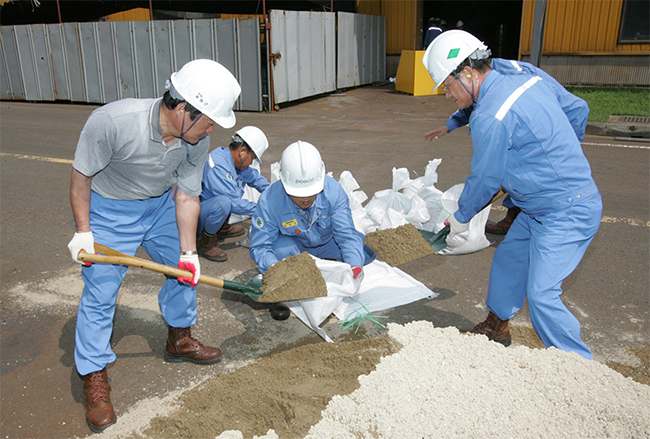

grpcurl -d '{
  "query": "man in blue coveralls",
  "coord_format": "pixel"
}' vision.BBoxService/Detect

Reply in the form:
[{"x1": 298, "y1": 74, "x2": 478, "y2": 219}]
[
  {"x1": 66, "y1": 59, "x2": 241, "y2": 433},
  {"x1": 249, "y1": 141, "x2": 375, "y2": 320},
  {"x1": 423, "y1": 31, "x2": 602, "y2": 359},
  {"x1": 423, "y1": 52, "x2": 591, "y2": 235},
  {"x1": 198, "y1": 126, "x2": 270, "y2": 262}
]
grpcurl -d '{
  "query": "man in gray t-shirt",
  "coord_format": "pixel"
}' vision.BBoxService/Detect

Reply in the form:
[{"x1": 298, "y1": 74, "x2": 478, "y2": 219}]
[{"x1": 66, "y1": 59, "x2": 241, "y2": 434}]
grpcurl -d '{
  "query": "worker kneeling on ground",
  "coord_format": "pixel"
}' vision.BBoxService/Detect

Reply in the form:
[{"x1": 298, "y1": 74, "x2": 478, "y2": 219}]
[
  {"x1": 249, "y1": 141, "x2": 376, "y2": 320},
  {"x1": 198, "y1": 126, "x2": 270, "y2": 262},
  {"x1": 67, "y1": 59, "x2": 241, "y2": 434},
  {"x1": 423, "y1": 30, "x2": 602, "y2": 359}
]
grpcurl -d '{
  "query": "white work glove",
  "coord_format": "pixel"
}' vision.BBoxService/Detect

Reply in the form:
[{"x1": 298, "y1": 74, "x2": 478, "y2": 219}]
[
  {"x1": 351, "y1": 266, "x2": 364, "y2": 294},
  {"x1": 67, "y1": 231, "x2": 95, "y2": 266},
  {"x1": 446, "y1": 213, "x2": 469, "y2": 238},
  {"x1": 178, "y1": 252, "x2": 200, "y2": 287}
]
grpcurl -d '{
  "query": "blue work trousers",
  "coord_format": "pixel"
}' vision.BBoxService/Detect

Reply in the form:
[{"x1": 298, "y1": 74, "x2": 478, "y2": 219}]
[
  {"x1": 486, "y1": 195, "x2": 602, "y2": 359},
  {"x1": 273, "y1": 234, "x2": 376, "y2": 267},
  {"x1": 75, "y1": 190, "x2": 197, "y2": 376},
  {"x1": 198, "y1": 195, "x2": 231, "y2": 235}
]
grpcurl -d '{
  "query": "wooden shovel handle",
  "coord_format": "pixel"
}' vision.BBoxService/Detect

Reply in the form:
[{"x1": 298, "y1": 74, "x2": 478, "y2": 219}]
[
  {"x1": 78, "y1": 245, "x2": 226, "y2": 289},
  {"x1": 488, "y1": 188, "x2": 507, "y2": 207}
]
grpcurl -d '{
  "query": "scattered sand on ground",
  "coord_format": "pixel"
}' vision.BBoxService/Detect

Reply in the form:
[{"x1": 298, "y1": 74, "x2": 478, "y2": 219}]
[
  {"x1": 259, "y1": 252, "x2": 328, "y2": 303},
  {"x1": 140, "y1": 338, "x2": 400, "y2": 439},
  {"x1": 108, "y1": 322, "x2": 649, "y2": 439},
  {"x1": 364, "y1": 224, "x2": 434, "y2": 267},
  {"x1": 607, "y1": 345, "x2": 650, "y2": 386}
]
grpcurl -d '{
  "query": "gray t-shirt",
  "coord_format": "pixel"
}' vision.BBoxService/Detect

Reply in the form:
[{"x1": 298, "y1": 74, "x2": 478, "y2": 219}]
[{"x1": 73, "y1": 98, "x2": 208, "y2": 200}]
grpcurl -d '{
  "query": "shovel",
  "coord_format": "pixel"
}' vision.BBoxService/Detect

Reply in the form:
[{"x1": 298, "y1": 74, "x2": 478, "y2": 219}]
[
  {"x1": 77, "y1": 243, "x2": 263, "y2": 301},
  {"x1": 418, "y1": 188, "x2": 508, "y2": 252}
]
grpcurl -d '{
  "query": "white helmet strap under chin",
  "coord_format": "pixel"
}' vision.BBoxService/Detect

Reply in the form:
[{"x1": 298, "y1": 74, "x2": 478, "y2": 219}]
[
  {"x1": 455, "y1": 70, "x2": 477, "y2": 105},
  {"x1": 179, "y1": 110, "x2": 203, "y2": 167}
]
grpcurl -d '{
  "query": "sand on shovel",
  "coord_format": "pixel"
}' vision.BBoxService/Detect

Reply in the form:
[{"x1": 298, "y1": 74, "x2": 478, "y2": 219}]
[
  {"x1": 364, "y1": 223, "x2": 435, "y2": 267},
  {"x1": 257, "y1": 251, "x2": 328, "y2": 303}
]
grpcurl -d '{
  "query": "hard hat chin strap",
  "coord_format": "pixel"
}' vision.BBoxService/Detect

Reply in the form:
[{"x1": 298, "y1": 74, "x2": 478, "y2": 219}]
[
  {"x1": 454, "y1": 68, "x2": 477, "y2": 105},
  {"x1": 237, "y1": 149, "x2": 253, "y2": 172},
  {"x1": 179, "y1": 110, "x2": 203, "y2": 167}
]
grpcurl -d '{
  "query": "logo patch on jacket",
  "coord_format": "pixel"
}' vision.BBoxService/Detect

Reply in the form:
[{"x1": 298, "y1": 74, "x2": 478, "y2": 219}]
[{"x1": 255, "y1": 217, "x2": 264, "y2": 228}]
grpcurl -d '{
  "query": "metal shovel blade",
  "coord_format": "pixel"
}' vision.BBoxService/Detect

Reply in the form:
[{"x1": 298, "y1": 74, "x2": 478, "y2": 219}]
[{"x1": 418, "y1": 225, "x2": 451, "y2": 252}]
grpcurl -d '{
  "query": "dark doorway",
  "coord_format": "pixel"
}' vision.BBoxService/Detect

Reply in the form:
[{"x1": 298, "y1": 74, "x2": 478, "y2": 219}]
[{"x1": 422, "y1": 0, "x2": 523, "y2": 59}]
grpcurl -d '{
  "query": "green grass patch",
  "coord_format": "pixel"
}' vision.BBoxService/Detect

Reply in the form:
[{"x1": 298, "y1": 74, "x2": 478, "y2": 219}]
[{"x1": 565, "y1": 86, "x2": 650, "y2": 123}]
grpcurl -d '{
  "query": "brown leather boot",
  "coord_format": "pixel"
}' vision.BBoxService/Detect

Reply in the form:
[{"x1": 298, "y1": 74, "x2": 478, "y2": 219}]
[
  {"x1": 460, "y1": 311, "x2": 512, "y2": 346},
  {"x1": 164, "y1": 326, "x2": 222, "y2": 365},
  {"x1": 485, "y1": 207, "x2": 521, "y2": 235},
  {"x1": 83, "y1": 368, "x2": 116, "y2": 433},
  {"x1": 197, "y1": 231, "x2": 228, "y2": 262},
  {"x1": 216, "y1": 215, "x2": 246, "y2": 241}
]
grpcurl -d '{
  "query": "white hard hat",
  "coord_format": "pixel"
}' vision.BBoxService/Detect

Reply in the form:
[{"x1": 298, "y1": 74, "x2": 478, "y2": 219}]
[
  {"x1": 279, "y1": 141, "x2": 326, "y2": 197},
  {"x1": 235, "y1": 126, "x2": 269, "y2": 162},
  {"x1": 422, "y1": 30, "x2": 491, "y2": 92},
  {"x1": 169, "y1": 59, "x2": 241, "y2": 129}
]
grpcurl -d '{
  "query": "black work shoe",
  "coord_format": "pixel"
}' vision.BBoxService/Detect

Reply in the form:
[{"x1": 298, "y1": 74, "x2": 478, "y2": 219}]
[{"x1": 270, "y1": 304, "x2": 291, "y2": 321}]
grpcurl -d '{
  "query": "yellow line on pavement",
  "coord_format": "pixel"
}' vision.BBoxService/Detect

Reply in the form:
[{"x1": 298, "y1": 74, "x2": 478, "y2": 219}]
[{"x1": 1, "y1": 152, "x2": 73, "y2": 164}]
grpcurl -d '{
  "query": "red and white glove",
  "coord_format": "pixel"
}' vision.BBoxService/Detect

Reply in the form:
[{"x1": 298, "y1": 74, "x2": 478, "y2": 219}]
[
  {"x1": 178, "y1": 252, "x2": 200, "y2": 287},
  {"x1": 67, "y1": 231, "x2": 95, "y2": 266},
  {"x1": 351, "y1": 266, "x2": 364, "y2": 293},
  {"x1": 445, "y1": 213, "x2": 469, "y2": 238}
]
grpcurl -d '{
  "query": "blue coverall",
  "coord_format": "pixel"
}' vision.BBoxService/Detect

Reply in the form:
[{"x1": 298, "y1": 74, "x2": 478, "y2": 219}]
[
  {"x1": 443, "y1": 58, "x2": 591, "y2": 211},
  {"x1": 198, "y1": 147, "x2": 269, "y2": 234},
  {"x1": 250, "y1": 176, "x2": 375, "y2": 273},
  {"x1": 454, "y1": 70, "x2": 602, "y2": 359}
]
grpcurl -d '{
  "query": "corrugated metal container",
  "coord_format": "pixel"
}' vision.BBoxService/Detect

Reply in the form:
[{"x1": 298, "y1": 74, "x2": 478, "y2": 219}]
[
  {"x1": 521, "y1": 0, "x2": 650, "y2": 54},
  {"x1": 358, "y1": 0, "x2": 421, "y2": 55},
  {"x1": 520, "y1": 0, "x2": 648, "y2": 85},
  {"x1": 522, "y1": 54, "x2": 650, "y2": 85}
]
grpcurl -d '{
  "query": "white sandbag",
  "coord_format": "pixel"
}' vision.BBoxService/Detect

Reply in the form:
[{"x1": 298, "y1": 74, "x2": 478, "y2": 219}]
[
  {"x1": 338, "y1": 171, "x2": 376, "y2": 234},
  {"x1": 284, "y1": 257, "x2": 358, "y2": 342},
  {"x1": 229, "y1": 161, "x2": 262, "y2": 224},
  {"x1": 339, "y1": 171, "x2": 368, "y2": 209},
  {"x1": 270, "y1": 161, "x2": 281, "y2": 184},
  {"x1": 431, "y1": 183, "x2": 491, "y2": 255},
  {"x1": 368, "y1": 167, "x2": 413, "y2": 215},
  {"x1": 333, "y1": 260, "x2": 437, "y2": 321},
  {"x1": 402, "y1": 158, "x2": 442, "y2": 199},
  {"x1": 285, "y1": 257, "x2": 437, "y2": 342}
]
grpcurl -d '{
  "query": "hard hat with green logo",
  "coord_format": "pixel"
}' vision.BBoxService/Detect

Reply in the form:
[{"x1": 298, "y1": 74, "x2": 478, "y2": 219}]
[{"x1": 422, "y1": 30, "x2": 491, "y2": 92}]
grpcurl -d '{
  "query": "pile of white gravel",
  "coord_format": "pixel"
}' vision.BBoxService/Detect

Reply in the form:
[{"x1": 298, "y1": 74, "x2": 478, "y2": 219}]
[{"x1": 219, "y1": 321, "x2": 650, "y2": 439}]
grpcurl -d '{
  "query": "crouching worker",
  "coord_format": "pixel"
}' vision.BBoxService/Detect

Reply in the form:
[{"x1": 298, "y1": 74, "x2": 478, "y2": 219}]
[
  {"x1": 66, "y1": 59, "x2": 241, "y2": 433},
  {"x1": 249, "y1": 141, "x2": 376, "y2": 320},
  {"x1": 198, "y1": 126, "x2": 270, "y2": 262}
]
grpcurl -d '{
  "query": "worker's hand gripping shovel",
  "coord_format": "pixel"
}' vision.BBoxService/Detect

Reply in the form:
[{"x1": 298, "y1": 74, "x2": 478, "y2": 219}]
[{"x1": 77, "y1": 243, "x2": 263, "y2": 301}]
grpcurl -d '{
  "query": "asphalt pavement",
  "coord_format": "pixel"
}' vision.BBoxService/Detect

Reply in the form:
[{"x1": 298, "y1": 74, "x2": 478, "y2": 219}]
[{"x1": 1, "y1": 84, "x2": 648, "y2": 438}]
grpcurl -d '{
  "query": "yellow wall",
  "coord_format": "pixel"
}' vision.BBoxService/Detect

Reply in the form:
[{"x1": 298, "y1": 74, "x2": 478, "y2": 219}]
[
  {"x1": 358, "y1": 0, "x2": 422, "y2": 55},
  {"x1": 521, "y1": 0, "x2": 649, "y2": 55},
  {"x1": 104, "y1": 8, "x2": 150, "y2": 22}
]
